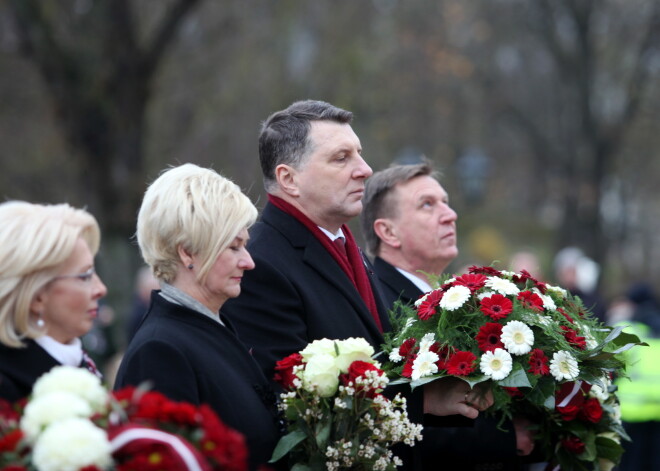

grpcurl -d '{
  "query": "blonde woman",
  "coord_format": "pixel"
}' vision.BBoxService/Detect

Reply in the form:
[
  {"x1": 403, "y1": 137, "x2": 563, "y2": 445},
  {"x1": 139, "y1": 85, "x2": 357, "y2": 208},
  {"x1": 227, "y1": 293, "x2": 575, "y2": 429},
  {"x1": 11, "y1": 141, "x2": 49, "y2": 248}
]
[
  {"x1": 0, "y1": 202, "x2": 107, "y2": 401},
  {"x1": 114, "y1": 164, "x2": 283, "y2": 471}
]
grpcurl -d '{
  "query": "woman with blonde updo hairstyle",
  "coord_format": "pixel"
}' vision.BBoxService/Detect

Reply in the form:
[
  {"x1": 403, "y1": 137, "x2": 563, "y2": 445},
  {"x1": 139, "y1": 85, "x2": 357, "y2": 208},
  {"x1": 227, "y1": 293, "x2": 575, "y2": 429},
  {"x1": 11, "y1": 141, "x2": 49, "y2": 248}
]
[
  {"x1": 0, "y1": 202, "x2": 107, "y2": 401},
  {"x1": 115, "y1": 163, "x2": 284, "y2": 471}
]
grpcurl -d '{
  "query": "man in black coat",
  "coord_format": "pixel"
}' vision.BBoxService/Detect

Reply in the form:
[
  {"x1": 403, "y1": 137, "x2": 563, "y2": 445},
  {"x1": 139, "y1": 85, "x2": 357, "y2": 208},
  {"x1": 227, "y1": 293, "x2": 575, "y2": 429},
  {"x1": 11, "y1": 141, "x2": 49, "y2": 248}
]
[
  {"x1": 223, "y1": 101, "x2": 493, "y2": 469},
  {"x1": 360, "y1": 162, "x2": 536, "y2": 470}
]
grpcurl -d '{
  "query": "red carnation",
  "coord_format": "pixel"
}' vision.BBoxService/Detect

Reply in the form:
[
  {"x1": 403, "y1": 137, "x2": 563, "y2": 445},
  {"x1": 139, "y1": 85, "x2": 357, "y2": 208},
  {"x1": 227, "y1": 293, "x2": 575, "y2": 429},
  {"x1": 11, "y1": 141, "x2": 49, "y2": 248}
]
[
  {"x1": 561, "y1": 326, "x2": 587, "y2": 350},
  {"x1": 557, "y1": 308, "x2": 574, "y2": 324},
  {"x1": 517, "y1": 291, "x2": 544, "y2": 311},
  {"x1": 402, "y1": 356, "x2": 416, "y2": 378},
  {"x1": 198, "y1": 405, "x2": 248, "y2": 471},
  {"x1": 0, "y1": 429, "x2": 23, "y2": 453},
  {"x1": 468, "y1": 266, "x2": 502, "y2": 276},
  {"x1": 399, "y1": 338, "x2": 417, "y2": 360},
  {"x1": 561, "y1": 435, "x2": 585, "y2": 454},
  {"x1": 342, "y1": 361, "x2": 384, "y2": 397},
  {"x1": 528, "y1": 348, "x2": 550, "y2": 376},
  {"x1": 273, "y1": 352, "x2": 304, "y2": 389},
  {"x1": 479, "y1": 294, "x2": 513, "y2": 320},
  {"x1": 454, "y1": 273, "x2": 488, "y2": 293},
  {"x1": 417, "y1": 289, "x2": 443, "y2": 320},
  {"x1": 445, "y1": 351, "x2": 477, "y2": 376},
  {"x1": 476, "y1": 323, "x2": 504, "y2": 352},
  {"x1": 580, "y1": 397, "x2": 604, "y2": 423}
]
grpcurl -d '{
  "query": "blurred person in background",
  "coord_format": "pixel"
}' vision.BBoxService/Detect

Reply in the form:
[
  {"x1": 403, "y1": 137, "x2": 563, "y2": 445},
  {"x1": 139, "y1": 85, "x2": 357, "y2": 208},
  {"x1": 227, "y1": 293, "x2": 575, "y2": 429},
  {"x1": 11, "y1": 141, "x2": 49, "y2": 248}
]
[
  {"x1": 360, "y1": 162, "x2": 536, "y2": 470},
  {"x1": 611, "y1": 281, "x2": 660, "y2": 471},
  {"x1": 114, "y1": 164, "x2": 283, "y2": 471},
  {"x1": 0, "y1": 201, "x2": 107, "y2": 401},
  {"x1": 509, "y1": 250, "x2": 543, "y2": 279},
  {"x1": 553, "y1": 246, "x2": 607, "y2": 323},
  {"x1": 125, "y1": 265, "x2": 160, "y2": 343}
]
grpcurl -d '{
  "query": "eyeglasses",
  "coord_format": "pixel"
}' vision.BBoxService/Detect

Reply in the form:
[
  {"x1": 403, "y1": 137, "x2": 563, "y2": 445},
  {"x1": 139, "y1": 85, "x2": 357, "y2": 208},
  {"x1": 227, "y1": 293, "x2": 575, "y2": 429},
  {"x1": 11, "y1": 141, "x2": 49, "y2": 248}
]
[{"x1": 52, "y1": 267, "x2": 96, "y2": 283}]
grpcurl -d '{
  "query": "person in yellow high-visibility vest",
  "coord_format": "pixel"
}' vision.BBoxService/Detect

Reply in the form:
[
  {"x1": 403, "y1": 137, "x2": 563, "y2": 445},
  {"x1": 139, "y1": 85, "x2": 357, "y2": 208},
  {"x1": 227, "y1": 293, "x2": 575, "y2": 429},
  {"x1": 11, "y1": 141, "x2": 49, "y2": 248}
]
[{"x1": 614, "y1": 282, "x2": 660, "y2": 471}]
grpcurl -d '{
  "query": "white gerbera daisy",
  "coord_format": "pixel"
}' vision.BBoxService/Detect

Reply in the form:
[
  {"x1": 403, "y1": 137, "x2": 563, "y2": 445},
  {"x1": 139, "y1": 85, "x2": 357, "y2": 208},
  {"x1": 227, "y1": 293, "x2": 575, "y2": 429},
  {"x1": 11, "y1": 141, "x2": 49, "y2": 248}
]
[
  {"x1": 501, "y1": 320, "x2": 534, "y2": 355},
  {"x1": 484, "y1": 277, "x2": 520, "y2": 296},
  {"x1": 499, "y1": 270, "x2": 516, "y2": 277},
  {"x1": 389, "y1": 350, "x2": 403, "y2": 363},
  {"x1": 549, "y1": 350, "x2": 579, "y2": 380},
  {"x1": 480, "y1": 348, "x2": 513, "y2": 380},
  {"x1": 414, "y1": 292, "x2": 429, "y2": 308},
  {"x1": 477, "y1": 291, "x2": 496, "y2": 300},
  {"x1": 439, "y1": 285, "x2": 471, "y2": 311},
  {"x1": 411, "y1": 351, "x2": 439, "y2": 381}
]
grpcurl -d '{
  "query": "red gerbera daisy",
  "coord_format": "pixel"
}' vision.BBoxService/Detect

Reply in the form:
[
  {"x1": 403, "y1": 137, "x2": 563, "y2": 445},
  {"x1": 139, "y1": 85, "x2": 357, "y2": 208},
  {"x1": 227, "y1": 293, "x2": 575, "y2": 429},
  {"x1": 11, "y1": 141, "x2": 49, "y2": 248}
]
[
  {"x1": 454, "y1": 273, "x2": 488, "y2": 293},
  {"x1": 445, "y1": 351, "x2": 477, "y2": 376},
  {"x1": 476, "y1": 322, "x2": 505, "y2": 352},
  {"x1": 402, "y1": 356, "x2": 416, "y2": 378},
  {"x1": 517, "y1": 291, "x2": 544, "y2": 311},
  {"x1": 417, "y1": 289, "x2": 443, "y2": 320},
  {"x1": 479, "y1": 294, "x2": 513, "y2": 320},
  {"x1": 435, "y1": 345, "x2": 451, "y2": 370},
  {"x1": 528, "y1": 348, "x2": 550, "y2": 375}
]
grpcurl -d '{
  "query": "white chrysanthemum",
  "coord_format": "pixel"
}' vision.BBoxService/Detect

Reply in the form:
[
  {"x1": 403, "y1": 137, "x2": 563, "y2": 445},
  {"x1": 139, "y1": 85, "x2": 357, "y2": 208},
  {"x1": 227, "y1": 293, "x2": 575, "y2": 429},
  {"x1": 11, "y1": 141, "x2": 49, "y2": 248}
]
[
  {"x1": 583, "y1": 330, "x2": 599, "y2": 350},
  {"x1": 300, "y1": 338, "x2": 337, "y2": 360},
  {"x1": 546, "y1": 284, "x2": 568, "y2": 298},
  {"x1": 439, "y1": 285, "x2": 471, "y2": 311},
  {"x1": 480, "y1": 348, "x2": 513, "y2": 380},
  {"x1": 334, "y1": 337, "x2": 375, "y2": 372},
  {"x1": 389, "y1": 350, "x2": 403, "y2": 363},
  {"x1": 533, "y1": 288, "x2": 556, "y2": 311},
  {"x1": 549, "y1": 350, "x2": 579, "y2": 380},
  {"x1": 302, "y1": 353, "x2": 340, "y2": 397},
  {"x1": 411, "y1": 351, "x2": 439, "y2": 381},
  {"x1": 501, "y1": 320, "x2": 534, "y2": 355},
  {"x1": 32, "y1": 366, "x2": 108, "y2": 413},
  {"x1": 418, "y1": 333, "x2": 436, "y2": 353},
  {"x1": 537, "y1": 315, "x2": 553, "y2": 326},
  {"x1": 32, "y1": 417, "x2": 112, "y2": 471},
  {"x1": 484, "y1": 277, "x2": 520, "y2": 296},
  {"x1": 21, "y1": 391, "x2": 93, "y2": 442}
]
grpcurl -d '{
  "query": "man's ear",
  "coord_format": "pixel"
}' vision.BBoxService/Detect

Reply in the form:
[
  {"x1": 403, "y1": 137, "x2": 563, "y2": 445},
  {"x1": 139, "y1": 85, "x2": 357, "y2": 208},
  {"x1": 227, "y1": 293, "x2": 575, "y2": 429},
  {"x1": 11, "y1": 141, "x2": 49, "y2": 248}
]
[
  {"x1": 275, "y1": 164, "x2": 300, "y2": 197},
  {"x1": 373, "y1": 218, "x2": 401, "y2": 248}
]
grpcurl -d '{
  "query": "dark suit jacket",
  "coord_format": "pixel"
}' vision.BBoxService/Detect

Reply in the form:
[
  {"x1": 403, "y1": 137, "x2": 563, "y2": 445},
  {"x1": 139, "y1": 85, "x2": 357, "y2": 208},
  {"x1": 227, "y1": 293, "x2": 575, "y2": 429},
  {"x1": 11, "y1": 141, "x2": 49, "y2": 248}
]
[
  {"x1": 223, "y1": 202, "x2": 392, "y2": 383},
  {"x1": 373, "y1": 257, "x2": 525, "y2": 471},
  {"x1": 0, "y1": 339, "x2": 60, "y2": 402},
  {"x1": 114, "y1": 292, "x2": 282, "y2": 471}
]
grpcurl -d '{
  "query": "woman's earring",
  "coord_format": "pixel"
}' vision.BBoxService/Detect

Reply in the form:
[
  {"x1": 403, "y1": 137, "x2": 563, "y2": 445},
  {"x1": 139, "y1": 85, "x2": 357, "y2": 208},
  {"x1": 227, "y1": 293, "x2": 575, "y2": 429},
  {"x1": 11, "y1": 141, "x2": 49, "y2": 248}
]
[
  {"x1": 36, "y1": 315, "x2": 45, "y2": 328},
  {"x1": 187, "y1": 264, "x2": 194, "y2": 270}
]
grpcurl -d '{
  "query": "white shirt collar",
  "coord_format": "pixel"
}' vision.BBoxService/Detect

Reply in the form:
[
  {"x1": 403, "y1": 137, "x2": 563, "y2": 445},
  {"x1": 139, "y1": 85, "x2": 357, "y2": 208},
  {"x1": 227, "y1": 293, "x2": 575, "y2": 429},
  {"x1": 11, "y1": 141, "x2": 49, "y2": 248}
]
[
  {"x1": 35, "y1": 335, "x2": 83, "y2": 367},
  {"x1": 318, "y1": 226, "x2": 345, "y2": 242},
  {"x1": 395, "y1": 267, "x2": 433, "y2": 294}
]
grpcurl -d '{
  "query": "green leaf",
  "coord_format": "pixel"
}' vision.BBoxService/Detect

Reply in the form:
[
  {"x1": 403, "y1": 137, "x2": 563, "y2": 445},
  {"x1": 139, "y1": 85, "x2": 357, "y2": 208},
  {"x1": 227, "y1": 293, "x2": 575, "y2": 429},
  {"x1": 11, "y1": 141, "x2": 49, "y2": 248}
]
[
  {"x1": 291, "y1": 464, "x2": 313, "y2": 471},
  {"x1": 596, "y1": 436, "x2": 624, "y2": 462},
  {"x1": 498, "y1": 363, "x2": 531, "y2": 388},
  {"x1": 269, "y1": 429, "x2": 307, "y2": 463},
  {"x1": 315, "y1": 419, "x2": 331, "y2": 449}
]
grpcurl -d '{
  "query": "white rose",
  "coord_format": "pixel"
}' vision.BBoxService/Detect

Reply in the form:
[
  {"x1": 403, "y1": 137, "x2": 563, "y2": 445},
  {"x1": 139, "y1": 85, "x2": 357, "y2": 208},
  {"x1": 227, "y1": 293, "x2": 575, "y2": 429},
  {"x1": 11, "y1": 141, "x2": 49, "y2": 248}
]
[
  {"x1": 21, "y1": 391, "x2": 93, "y2": 442},
  {"x1": 334, "y1": 338, "x2": 375, "y2": 373},
  {"x1": 302, "y1": 353, "x2": 340, "y2": 397},
  {"x1": 32, "y1": 417, "x2": 112, "y2": 471},
  {"x1": 33, "y1": 366, "x2": 108, "y2": 413},
  {"x1": 300, "y1": 338, "x2": 337, "y2": 361}
]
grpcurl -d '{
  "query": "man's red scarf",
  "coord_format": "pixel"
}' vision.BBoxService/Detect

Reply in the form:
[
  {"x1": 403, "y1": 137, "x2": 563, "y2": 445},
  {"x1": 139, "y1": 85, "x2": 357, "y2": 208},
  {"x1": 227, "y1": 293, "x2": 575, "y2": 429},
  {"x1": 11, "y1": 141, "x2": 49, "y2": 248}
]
[{"x1": 268, "y1": 194, "x2": 383, "y2": 332}]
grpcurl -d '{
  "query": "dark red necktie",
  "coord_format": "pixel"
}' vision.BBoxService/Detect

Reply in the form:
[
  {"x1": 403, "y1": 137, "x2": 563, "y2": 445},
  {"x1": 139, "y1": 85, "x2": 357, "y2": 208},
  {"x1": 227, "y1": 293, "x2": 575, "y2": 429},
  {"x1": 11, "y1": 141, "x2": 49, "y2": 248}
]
[{"x1": 333, "y1": 237, "x2": 347, "y2": 258}]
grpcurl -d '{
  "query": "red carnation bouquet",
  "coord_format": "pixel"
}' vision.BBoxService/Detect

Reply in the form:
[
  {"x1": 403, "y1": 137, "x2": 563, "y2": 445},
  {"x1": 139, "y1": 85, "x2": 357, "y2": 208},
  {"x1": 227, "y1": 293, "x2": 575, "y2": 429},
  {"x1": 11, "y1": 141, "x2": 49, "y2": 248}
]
[
  {"x1": 0, "y1": 366, "x2": 248, "y2": 471},
  {"x1": 269, "y1": 337, "x2": 422, "y2": 471},
  {"x1": 380, "y1": 265, "x2": 643, "y2": 470}
]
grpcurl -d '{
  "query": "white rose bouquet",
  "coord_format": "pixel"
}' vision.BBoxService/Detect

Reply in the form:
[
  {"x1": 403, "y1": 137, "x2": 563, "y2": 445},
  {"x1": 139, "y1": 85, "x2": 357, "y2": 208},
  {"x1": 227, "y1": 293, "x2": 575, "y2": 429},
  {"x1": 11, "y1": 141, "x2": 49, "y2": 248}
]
[{"x1": 270, "y1": 337, "x2": 423, "y2": 471}]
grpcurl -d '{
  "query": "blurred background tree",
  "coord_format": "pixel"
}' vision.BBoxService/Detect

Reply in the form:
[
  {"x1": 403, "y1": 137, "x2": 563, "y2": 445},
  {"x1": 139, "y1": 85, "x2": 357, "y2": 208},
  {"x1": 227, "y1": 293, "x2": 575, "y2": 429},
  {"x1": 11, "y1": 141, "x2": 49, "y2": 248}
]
[{"x1": 1, "y1": 0, "x2": 659, "y2": 353}]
